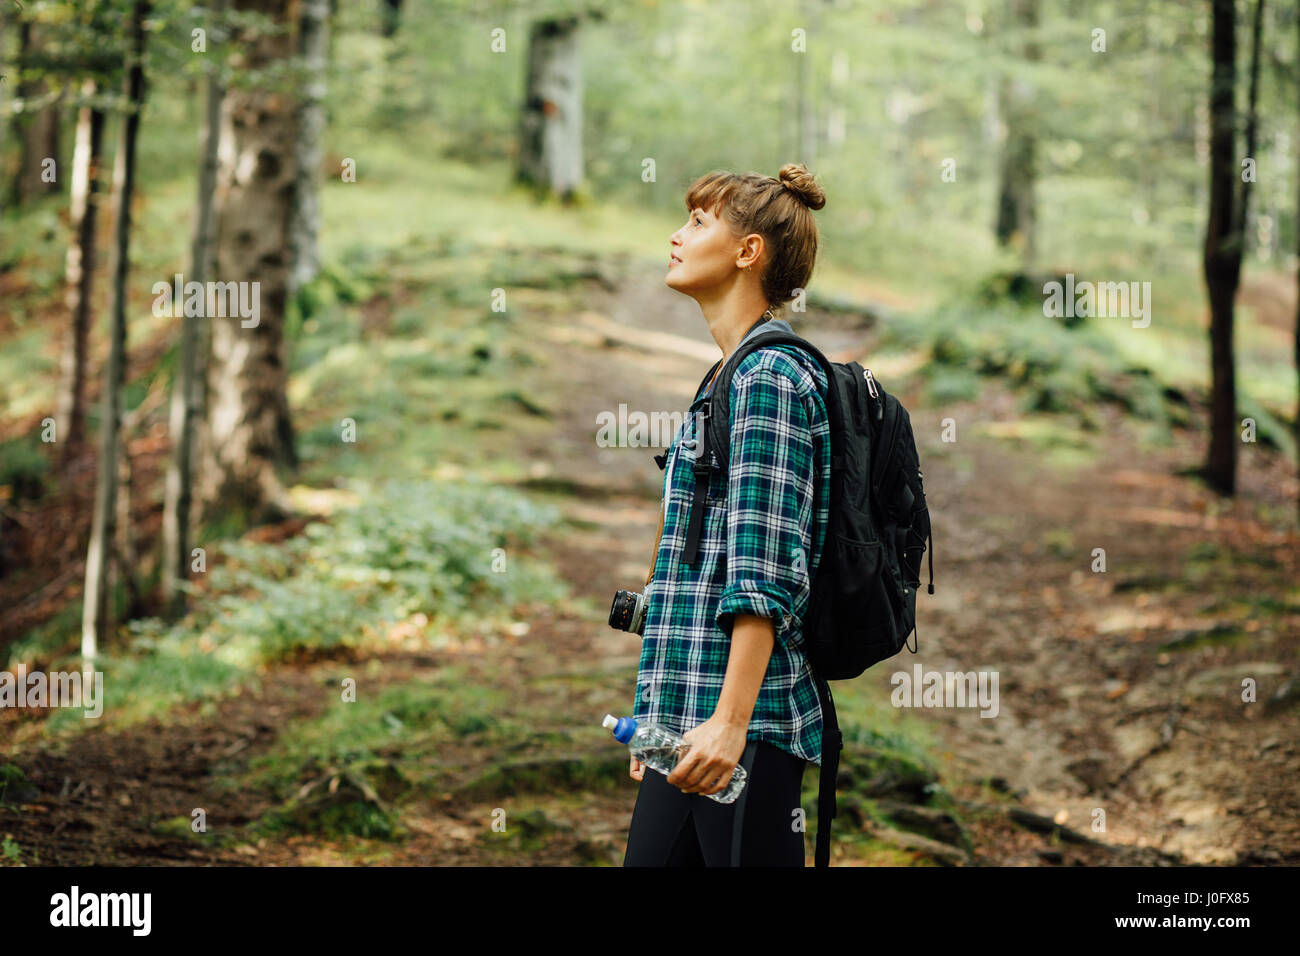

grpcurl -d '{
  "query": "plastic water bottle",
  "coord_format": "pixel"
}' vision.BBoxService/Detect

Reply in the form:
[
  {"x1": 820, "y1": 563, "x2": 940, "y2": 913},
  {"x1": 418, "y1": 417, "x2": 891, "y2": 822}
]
[{"x1": 602, "y1": 714, "x2": 747, "y2": 804}]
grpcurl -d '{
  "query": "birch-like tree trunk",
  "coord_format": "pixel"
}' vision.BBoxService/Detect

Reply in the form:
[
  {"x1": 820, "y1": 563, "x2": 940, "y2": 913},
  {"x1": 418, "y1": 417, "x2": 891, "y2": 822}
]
[
  {"x1": 57, "y1": 79, "x2": 107, "y2": 461},
  {"x1": 517, "y1": 16, "x2": 583, "y2": 201},
  {"x1": 198, "y1": 0, "x2": 298, "y2": 525}
]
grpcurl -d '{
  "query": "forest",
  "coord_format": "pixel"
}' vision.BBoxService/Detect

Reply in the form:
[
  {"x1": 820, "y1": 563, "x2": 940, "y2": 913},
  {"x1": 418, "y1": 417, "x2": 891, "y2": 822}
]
[{"x1": 0, "y1": 0, "x2": 1297, "y2": 869}]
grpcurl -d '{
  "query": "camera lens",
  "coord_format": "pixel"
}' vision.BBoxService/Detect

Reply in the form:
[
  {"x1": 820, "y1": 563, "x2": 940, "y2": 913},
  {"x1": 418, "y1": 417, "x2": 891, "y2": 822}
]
[{"x1": 609, "y1": 589, "x2": 647, "y2": 634}]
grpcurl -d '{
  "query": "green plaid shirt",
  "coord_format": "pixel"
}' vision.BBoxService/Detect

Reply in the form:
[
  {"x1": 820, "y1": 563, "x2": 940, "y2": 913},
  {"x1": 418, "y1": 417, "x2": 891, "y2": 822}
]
[{"x1": 633, "y1": 321, "x2": 830, "y2": 765}]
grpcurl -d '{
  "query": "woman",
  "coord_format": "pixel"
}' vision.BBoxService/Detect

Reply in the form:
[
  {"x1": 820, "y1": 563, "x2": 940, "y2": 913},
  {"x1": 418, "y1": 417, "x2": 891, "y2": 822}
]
[{"x1": 622, "y1": 163, "x2": 832, "y2": 866}]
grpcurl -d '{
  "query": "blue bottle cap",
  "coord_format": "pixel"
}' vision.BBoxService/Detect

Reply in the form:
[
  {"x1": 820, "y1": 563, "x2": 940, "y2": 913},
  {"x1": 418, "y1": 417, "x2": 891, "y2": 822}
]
[{"x1": 602, "y1": 714, "x2": 637, "y2": 744}]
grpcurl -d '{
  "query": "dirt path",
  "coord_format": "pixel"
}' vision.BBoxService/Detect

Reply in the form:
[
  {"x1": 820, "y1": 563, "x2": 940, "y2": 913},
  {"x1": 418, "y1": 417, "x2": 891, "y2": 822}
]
[
  {"x1": 515, "y1": 259, "x2": 1300, "y2": 866},
  {"x1": 4, "y1": 256, "x2": 1298, "y2": 866}
]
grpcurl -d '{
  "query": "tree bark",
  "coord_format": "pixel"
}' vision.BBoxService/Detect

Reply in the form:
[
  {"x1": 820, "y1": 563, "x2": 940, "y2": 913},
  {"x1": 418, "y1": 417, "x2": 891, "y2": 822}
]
[
  {"x1": 517, "y1": 16, "x2": 583, "y2": 201},
  {"x1": 58, "y1": 79, "x2": 107, "y2": 462},
  {"x1": 993, "y1": 0, "x2": 1038, "y2": 268},
  {"x1": 8, "y1": 17, "x2": 35, "y2": 209},
  {"x1": 1202, "y1": 0, "x2": 1241, "y2": 497},
  {"x1": 1234, "y1": 0, "x2": 1264, "y2": 242},
  {"x1": 83, "y1": 0, "x2": 150, "y2": 664},
  {"x1": 162, "y1": 0, "x2": 226, "y2": 616},
  {"x1": 1201, "y1": 0, "x2": 1258, "y2": 497},
  {"x1": 9, "y1": 19, "x2": 62, "y2": 207},
  {"x1": 379, "y1": 0, "x2": 403, "y2": 38},
  {"x1": 289, "y1": 0, "x2": 328, "y2": 297},
  {"x1": 198, "y1": 0, "x2": 298, "y2": 526}
]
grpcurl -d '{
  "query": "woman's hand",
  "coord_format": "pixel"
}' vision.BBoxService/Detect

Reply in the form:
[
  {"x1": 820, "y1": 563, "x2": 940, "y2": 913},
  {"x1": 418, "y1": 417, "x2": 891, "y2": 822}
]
[
  {"x1": 667, "y1": 714, "x2": 747, "y2": 796},
  {"x1": 629, "y1": 754, "x2": 645, "y2": 781}
]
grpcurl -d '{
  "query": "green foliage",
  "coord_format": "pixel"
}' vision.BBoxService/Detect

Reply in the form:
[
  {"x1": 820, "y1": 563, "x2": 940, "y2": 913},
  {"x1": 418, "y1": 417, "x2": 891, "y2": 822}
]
[
  {"x1": 0, "y1": 436, "x2": 51, "y2": 503},
  {"x1": 94, "y1": 477, "x2": 565, "y2": 726},
  {"x1": 150, "y1": 815, "x2": 210, "y2": 842},
  {"x1": 240, "y1": 677, "x2": 511, "y2": 841},
  {"x1": 42, "y1": 636, "x2": 253, "y2": 733},
  {"x1": 0, "y1": 762, "x2": 31, "y2": 806},
  {"x1": 244, "y1": 675, "x2": 503, "y2": 798},
  {"x1": 1238, "y1": 391, "x2": 1298, "y2": 459},
  {"x1": 924, "y1": 365, "x2": 982, "y2": 405},
  {"x1": 1, "y1": 836, "x2": 25, "y2": 865},
  {"x1": 455, "y1": 754, "x2": 628, "y2": 803},
  {"x1": 915, "y1": 296, "x2": 1189, "y2": 433}
]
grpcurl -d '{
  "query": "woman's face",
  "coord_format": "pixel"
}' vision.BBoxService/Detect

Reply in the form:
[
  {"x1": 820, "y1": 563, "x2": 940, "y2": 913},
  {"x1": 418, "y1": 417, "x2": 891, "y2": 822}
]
[{"x1": 667, "y1": 205, "x2": 752, "y2": 298}]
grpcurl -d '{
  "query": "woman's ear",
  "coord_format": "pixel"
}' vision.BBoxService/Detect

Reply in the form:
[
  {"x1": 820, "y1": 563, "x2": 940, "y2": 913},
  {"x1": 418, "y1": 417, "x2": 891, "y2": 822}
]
[{"x1": 736, "y1": 233, "x2": 765, "y2": 272}]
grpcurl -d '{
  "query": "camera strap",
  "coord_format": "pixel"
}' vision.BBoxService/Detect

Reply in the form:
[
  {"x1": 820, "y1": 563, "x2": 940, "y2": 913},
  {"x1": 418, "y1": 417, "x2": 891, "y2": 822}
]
[{"x1": 644, "y1": 502, "x2": 666, "y2": 588}]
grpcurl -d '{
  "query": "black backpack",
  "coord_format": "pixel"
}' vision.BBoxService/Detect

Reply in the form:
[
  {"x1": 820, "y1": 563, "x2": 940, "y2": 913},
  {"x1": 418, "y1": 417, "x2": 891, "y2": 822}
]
[{"x1": 663, "y1": 316, "x2": 935, "y2": 867}]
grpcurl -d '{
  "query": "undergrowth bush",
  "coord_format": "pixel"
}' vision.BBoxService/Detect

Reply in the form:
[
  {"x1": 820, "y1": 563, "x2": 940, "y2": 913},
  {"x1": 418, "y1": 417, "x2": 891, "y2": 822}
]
[{"x1": 64, "y1": 478, "x2": 568, "y2": 727}]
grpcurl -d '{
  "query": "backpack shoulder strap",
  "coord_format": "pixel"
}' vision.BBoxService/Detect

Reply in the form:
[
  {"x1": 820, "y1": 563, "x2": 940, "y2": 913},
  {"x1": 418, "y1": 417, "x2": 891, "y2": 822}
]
[
  {"x1": 682, "y1": 328, "x2": 840, "y2": 567},
  {"x1": 704, "y1": 330, "x2": 841, "y2": 476},
  {"x1": 814, "y1": 674, "x2": 841, "y2": 867}
]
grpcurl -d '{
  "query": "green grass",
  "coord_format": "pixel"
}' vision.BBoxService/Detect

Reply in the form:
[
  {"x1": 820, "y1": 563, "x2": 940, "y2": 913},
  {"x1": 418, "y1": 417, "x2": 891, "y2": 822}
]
[
  {"x1": 16, "y1": 474, "x2": 567, "y2": 741},
  {"x1": 240, "y1": 675, "x2": 501, "y2": 795},
  {"x1": 221, "y1": 648, "x2": 632, "y2": 840}
]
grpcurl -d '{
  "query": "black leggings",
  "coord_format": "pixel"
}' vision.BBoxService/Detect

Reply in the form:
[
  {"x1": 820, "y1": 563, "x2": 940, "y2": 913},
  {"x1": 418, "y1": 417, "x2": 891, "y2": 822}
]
[{"x1": 622, "y1": 739, "x2": 809, "y2": 866}]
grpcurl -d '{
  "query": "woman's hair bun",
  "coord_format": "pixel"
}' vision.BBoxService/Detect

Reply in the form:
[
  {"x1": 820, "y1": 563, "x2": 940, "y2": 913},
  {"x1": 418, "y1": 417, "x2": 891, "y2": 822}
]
[{"x1": 777, "y1": 163, "x2": 826, "y2": 210}]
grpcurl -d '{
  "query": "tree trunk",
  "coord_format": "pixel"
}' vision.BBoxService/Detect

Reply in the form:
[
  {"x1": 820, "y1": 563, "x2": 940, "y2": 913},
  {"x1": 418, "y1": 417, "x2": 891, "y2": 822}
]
[
  {"x1": 58, "y1": 80, "x2": 107, "y2": 462},
  {"x1": 83, "y1": 0, "x2": 150, "y2": 665},
  {"x1": 37, "y1": 86, "x2": 63, "y2": 196},
  {"x1": 8, "y1": 17, "x2": 35, "y2": 209},
  {"x1": 198, "y1": 0, "x2": 298, "y2": 526},
  {"x1": 993, "y1": 0, "x2": 1039, "y2": 268},
  {"x1": 1234, "y1": 0, "x2": 1264, "y2": 243},
  {"x1": 796, "y1": 0, "x2": 816, "y2": 169},
  {"x1": 0, "y1": 13, "x2": 7, "y2": 175},
  {"x1": 289, "y1": 0, "x2": 328, "y2": 297},
  {"x1": 9, "y1": 20, "x2": 62, "y2": 207},
  {"x1": 1295, "y1": 4, "x2": 1300, "y2": 525},
  {"x1": 1202, "y1": 0, "x2": 1240, "y2": 497},
  {"x1": 162, "y1": 0, "x2": 226, "y2": 617},
  {"x1": 379, "y1": 0, "x2": 403, "y2": 38},
  {"x1": 517, "y1": 16, "x2": 583, "y2": 201}
]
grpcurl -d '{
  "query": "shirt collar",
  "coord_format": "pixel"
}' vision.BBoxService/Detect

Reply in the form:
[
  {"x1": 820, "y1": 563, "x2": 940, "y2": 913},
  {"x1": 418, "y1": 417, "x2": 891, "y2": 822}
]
[{"x1": 693, "y1": 316, "x2": 790, "y2": 406}]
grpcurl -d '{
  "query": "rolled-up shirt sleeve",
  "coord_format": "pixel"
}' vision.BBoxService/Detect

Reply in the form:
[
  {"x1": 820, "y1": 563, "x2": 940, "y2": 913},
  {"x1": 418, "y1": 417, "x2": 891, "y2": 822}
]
[{"x1": 714, "y1": 356, "x2": 818, "y2": 648}]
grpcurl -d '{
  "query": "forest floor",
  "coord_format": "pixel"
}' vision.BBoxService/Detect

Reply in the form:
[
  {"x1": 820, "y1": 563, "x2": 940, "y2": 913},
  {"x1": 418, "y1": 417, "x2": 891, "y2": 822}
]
[{"x1": 3, "y1": 247, "x2": 1299, "y2": 867}]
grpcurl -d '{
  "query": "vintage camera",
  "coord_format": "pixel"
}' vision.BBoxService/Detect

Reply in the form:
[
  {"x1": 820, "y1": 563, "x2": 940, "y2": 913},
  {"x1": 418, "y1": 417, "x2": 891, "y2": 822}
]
[{"x1": 608, "y1": 589, "x2": 648, "y2": 636}]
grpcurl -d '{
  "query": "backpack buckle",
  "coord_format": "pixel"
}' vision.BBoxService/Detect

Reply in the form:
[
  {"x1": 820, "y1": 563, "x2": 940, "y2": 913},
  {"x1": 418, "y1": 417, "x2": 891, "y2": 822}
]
[{"x1": 690, "y1": 405, "x2": 712, "y2": 476}]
